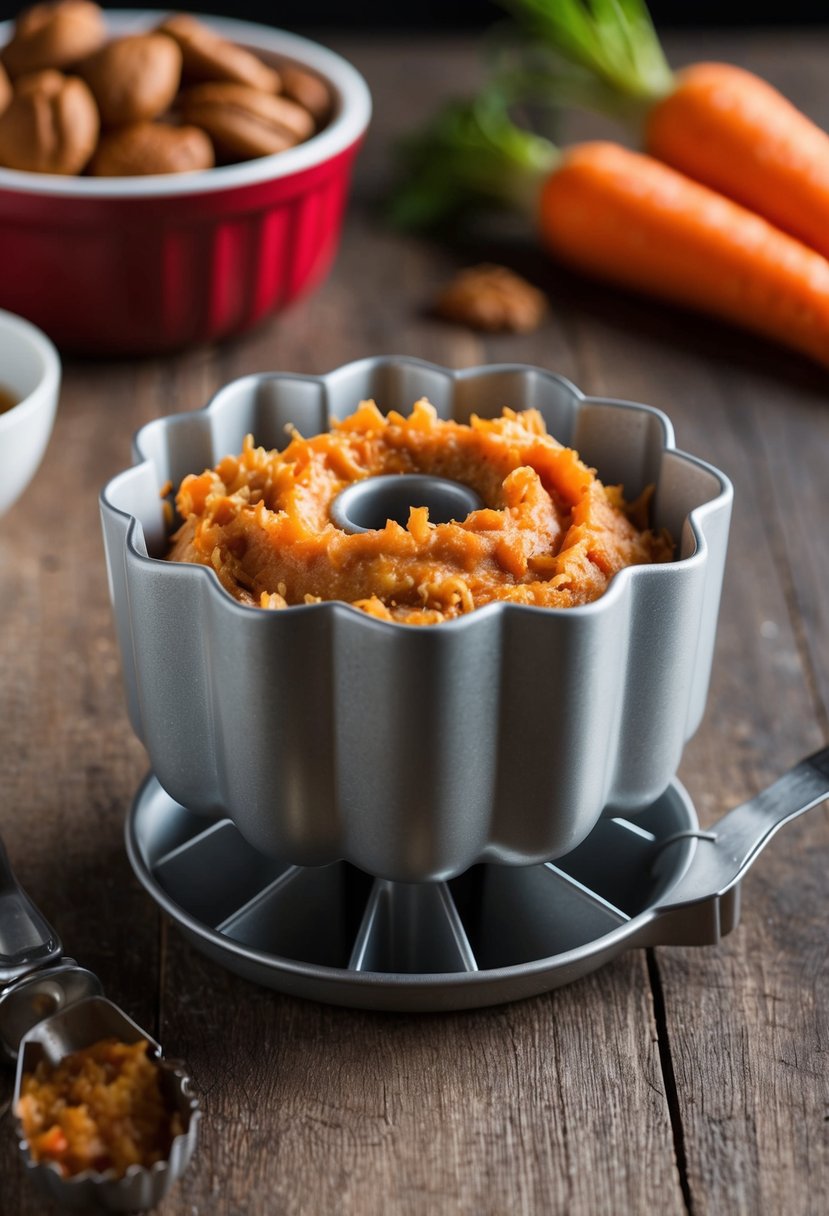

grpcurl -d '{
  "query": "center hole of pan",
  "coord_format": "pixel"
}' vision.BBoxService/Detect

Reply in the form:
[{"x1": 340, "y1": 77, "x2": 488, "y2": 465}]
[{"x1": 330, "y1": 474, "x2": 484, "y2": 534}]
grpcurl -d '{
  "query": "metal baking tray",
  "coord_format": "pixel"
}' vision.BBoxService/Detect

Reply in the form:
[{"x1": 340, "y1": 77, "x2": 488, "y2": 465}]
[{"x1": 126, "y1": 749, "x2": 829, "y2": 1011}]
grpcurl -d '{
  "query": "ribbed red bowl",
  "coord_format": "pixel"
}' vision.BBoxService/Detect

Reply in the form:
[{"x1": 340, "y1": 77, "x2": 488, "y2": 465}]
[{"x1": 0, "y1": 13, "x2": 371, "y2": 354}]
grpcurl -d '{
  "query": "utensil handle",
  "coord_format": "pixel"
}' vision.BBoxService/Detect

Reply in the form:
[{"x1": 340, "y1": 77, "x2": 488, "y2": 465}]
[
  {"x1": 0, "y1": 837, "x2": 62, "y2": 985},
  {"x1": 657, "y1": 745, "x2": 829, "y2": 915}
]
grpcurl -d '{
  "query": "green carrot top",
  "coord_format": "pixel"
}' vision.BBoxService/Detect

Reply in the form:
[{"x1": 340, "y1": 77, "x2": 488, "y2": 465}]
[
  {"x1": 388, "y1": 90, "x2": 560, "y2": 229},
  {"x1": 500, "y1": 0, "x2": 674, "y2": 107}
]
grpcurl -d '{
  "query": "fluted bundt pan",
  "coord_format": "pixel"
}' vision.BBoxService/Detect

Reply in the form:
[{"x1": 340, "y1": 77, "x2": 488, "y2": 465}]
[{"x1": 100, "y1": 358, "x2": 732, "y2": 882}]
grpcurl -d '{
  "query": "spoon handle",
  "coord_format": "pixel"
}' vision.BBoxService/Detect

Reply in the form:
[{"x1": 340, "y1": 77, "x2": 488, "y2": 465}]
[{"x1": 0, "y1": 837, "x2": 62, "y2": 985}]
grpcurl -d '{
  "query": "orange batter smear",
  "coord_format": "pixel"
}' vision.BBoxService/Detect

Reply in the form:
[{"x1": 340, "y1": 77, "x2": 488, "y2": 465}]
[
  {"x1": 168, "y1": 400, "x2": 673, "y2": 624},
  {"x1": 16, "y1": 1039, "x2": 182, "y2": 1178}
]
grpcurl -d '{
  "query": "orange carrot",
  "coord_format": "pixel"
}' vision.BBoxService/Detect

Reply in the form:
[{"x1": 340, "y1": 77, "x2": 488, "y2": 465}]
[
  {"x1": 392, "y1": 95, "x2": 829, "y2": 369},
  {"x1": 645, "y1": 62, "x2": 829, "y2": 261},
  {"x1": 506, "y1": 1, "x2": 829, "y2": 260},
  {"x1": 538, "y1": 141, "x2": 829, "y2": 369}
]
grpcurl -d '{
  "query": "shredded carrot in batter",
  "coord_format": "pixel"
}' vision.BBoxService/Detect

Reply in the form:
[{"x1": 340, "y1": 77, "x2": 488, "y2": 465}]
[{"x1": 168, "y1": 400, "x2": 672, "y2": 624}]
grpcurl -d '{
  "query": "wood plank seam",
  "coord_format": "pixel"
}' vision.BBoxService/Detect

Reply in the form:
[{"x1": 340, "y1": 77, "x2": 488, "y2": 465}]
[{"x1": 647, "y1": 948, "x2": 695, "y2": 1215}]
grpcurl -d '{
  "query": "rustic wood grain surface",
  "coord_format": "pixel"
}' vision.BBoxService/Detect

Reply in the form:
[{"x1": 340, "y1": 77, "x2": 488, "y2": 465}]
[{"x1": 1, "y1": 28, "x2": 828, "y2": 1216}]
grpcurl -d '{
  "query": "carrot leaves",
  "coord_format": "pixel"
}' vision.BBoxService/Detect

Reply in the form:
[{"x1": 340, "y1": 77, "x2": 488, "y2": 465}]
[
  {"x1": 499, "y1": 0, "x2": 673, "y2": 105},
  {"x1": 387, "y1": 0, "x2": 671, "y2": 230},
  {"x1": 388, "y1": 90, "x2": 559, "y2": 229}
]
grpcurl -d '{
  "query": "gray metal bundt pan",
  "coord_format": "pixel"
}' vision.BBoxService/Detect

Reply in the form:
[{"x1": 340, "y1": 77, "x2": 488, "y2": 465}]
[{"x1": 100, "y1": 358, "x2": 732, "y2": 882}]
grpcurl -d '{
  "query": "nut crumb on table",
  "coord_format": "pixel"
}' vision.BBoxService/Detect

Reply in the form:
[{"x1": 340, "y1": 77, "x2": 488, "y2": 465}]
[{"x1": 435, "y1": 264, "x2": 548, "y2": 333}]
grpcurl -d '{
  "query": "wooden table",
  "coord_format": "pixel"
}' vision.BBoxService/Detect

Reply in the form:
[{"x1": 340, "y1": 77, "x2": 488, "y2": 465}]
[{"x1": 2, "y1": 27, "x2": 828, "y2": 1216}]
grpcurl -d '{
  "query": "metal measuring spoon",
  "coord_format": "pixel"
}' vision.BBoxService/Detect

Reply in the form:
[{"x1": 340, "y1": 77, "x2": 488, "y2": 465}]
[{"x1": 0, "y1": 836, "x2": 199, "y2": 1211}]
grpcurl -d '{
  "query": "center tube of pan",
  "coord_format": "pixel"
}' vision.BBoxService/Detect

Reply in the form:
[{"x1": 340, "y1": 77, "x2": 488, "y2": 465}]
[{"x1": 330, "y1": 473, "x2": 484, "y2": 533}]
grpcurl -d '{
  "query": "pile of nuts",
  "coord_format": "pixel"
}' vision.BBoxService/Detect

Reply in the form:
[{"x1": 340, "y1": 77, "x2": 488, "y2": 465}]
[{"x1": 0, "y1": 2, "x2": 331, "y2": 176}]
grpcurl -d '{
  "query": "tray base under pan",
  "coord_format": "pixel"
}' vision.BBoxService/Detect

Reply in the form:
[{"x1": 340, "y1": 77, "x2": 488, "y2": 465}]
[{"x1": 126, "y1": 774, "x2": 701, "y2": 1012}]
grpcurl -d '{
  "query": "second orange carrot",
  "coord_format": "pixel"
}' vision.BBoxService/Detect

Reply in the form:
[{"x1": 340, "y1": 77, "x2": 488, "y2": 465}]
[{"x1": 539, "y1": 140, "x2": 829, "y2": 369}]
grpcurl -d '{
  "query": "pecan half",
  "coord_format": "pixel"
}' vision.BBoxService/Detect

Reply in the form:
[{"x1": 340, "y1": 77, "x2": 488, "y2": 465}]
[
  {"x1": 89, "y1": 120, "x2": 215, "y2": 176},
  {"x1": 1, "y1": 1, "x2": 106, "y2": 78},
  {"x1": 435, "y1": 265, "x2": 548, "y2": 334},
  {"x1": 80, "y1": 33, "x2": 182, "y2": 127},
  {"x1": 0, "y1": 71, "x2": 99, "y2": 173},
  {"x1": 280, "y1": 64, "x2": 330, "y2": 126},
  {"x1": 180, "y1": 82, "x2": 314, "y2": 160},
  {"x1": 0, "y1": 61, "x2": 11, "y2": 113},
  {"x1": 158, "y1": 14, "x2": 280, "y2": 94}
]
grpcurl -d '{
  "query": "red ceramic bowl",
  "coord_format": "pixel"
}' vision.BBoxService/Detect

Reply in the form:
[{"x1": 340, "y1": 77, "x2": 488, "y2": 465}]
[{"x1": 0, "y1": 12, "x2": 371, "y2": 354}]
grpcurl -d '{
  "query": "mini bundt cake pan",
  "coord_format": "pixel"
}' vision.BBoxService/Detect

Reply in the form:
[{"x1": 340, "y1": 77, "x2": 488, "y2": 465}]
[{"x1": 100, "y1": 358, "x2": 732, "y2": 882}]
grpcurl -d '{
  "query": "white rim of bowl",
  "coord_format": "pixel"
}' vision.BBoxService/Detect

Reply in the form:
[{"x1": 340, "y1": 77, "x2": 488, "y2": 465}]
[
  {"x1": 0, "y1": 11, "x2": 372, "y2": 198},
  {"x1": 0, "y1": 308, "x2": 61, "y2": 431}
]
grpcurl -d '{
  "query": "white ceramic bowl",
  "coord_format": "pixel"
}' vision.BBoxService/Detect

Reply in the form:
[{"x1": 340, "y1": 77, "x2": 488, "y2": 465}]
[{"x1": 0, "y1": 310, "x2": 61, "y2": 516}]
